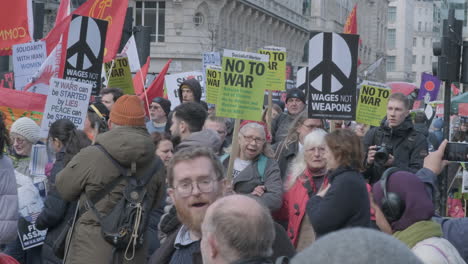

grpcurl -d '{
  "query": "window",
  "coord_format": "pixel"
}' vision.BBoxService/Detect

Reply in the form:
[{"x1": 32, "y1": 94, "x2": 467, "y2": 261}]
[
  {"x1": 422, "y1": 38, "x2": 426, "y2": 47},
  {"x1": 388, "y1": 7, "x2": 396, "y2": 23},
  {"x1": 422, "y1": 56, "x2": 426, "y2": 65},
  {"x1": 135, "y1": 1, "x2": 166, "y2": 42},
  {"x1": 387, "y1": 29, "x2": 396, "y2": 49},
  {"x1": 413, "y1": 55, "x2": 417, "y2": 64},
  {"x1": 413, "y1": 37, "x2": 417, "y2": 47},
  {"x1": 387, "y1": 56, "x2": 396, "y2": 72},
  {"x1": 193, "y1": 12, "x2": 204, "y2": 27}
]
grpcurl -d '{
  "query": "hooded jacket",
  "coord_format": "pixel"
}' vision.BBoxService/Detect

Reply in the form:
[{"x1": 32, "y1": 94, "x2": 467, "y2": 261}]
[
  {"x1": 178, "y1": 79, "x2": 202, "y2": 104},
  {"x1": 176, "y1": 129, "x2": 222, "y2": 154},
  {"x1": 56, "y1": 126, "x2": 166, "y2": 264},
  {"x1": 363, "y1": 116, "x2": 428, "y2": 184},
  {"x1": 0, "y1": 156, "x2": 18, "y2": 245}
]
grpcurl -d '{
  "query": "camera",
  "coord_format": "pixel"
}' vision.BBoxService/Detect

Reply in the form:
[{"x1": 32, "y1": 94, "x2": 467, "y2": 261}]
[{"x1": 374, "y1": 145, "x2": 392, "y2": 165}]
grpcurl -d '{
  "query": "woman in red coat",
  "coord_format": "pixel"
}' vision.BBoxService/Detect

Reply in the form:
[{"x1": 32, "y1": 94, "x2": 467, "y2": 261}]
[{"x1": 274, "y1": 129, "x2": 328, "y2": 251}]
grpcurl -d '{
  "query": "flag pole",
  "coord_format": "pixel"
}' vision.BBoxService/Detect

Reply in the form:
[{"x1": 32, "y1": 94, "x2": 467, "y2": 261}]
[{"x1": 140, "y1": 59, "x2": 151, "y2": 114}]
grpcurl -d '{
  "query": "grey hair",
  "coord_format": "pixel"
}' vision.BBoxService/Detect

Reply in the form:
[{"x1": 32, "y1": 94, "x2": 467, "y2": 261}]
[
  {"x1": 239, "y1": 122, "x2": 266, "y2": 139},
  {"x1": 286, "y1": 129, "x2": 327, "y2": 190}
]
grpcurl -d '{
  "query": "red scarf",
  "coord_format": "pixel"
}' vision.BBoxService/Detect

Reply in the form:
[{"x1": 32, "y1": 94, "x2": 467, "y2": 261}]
[{"x1": 303, "y1": 167, "x2": 328, "y2": 193}]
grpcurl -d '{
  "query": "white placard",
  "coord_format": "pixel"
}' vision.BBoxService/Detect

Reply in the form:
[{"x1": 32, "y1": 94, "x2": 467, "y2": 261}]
[
  {"x1": 12, "y1": 41, "x2": 47, "y2": 90},
  {"x1": 40, "y1": 78, "x2": 92, "y2": 138},
  {"x1": 165, "y1": 71, "x2": 204, "y2": 108}
]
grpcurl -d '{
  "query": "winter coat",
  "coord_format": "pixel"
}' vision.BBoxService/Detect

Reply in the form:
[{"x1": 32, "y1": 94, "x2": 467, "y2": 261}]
[
  {"x1": 35, "y1": 152, "x2": 76, "y2": 264},
  {"x1": 274, "y1": 140, "x2": 298, "y2": 181},
  {"x1": 177, "y1": 79, "x2": 202, "y2": 104},
  {"x1": 222, "y1": 156, "x2": 283, "y2": 211},
  {"x1": 271, "y1": 111, "x2": 303, "y2": 144},
  {"x1": 306, "y1": 166, "x2": 370, "y2": 237},
  {"x1": 0, "y1": 155, "x2": 18, "y2": 244},
  {"x1": 433, "y1": 217, "x2": 468, "y2": 263},
  {"x1": 363, "y1": 116, "x2": 428, "y2": 184},
  {"x1": 56, "y1": 126, "x2": 166, "y2": 264},
  {"x1": 412, "y1": 237, "x2": 466, "y2": 264},
  {"x1": 176, "y1": 129, "x2": 222, "y2": 153}
]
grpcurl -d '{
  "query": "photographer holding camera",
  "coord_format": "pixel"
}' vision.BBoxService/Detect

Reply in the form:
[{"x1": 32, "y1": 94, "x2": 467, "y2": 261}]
[{"x1": 363, "y1": 93, "x2": 428, "y2": 184}]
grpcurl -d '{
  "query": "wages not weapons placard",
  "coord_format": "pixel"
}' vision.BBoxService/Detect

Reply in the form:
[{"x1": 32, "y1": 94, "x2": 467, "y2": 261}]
[
  {"x1": 307, "y1": 32, "x2": 359, "y2": 120},
  {"x1": 62, "y1": 15, "x2": 107, "y2": 95},
  {"x1": 356, "y1": 84, "x2": 391, "y2": 127},
  {"x1": 205, "y1": 65, "x2": 222, "y2": 104},
  {"x1": 12, "y1": 41, "x2": 47, "y2": 90},
  {"x1": 258, "y1": 46, "x2": 287, "y2": 91},
  {"x1": 40, "y1": 78, "x2": 92, "y2": 138},
  {"x1": 104, "y1": 57, "x2": 134, "y2": 94},
  {"x1": 216, "y1": 50, "x2": 269, "y2": 121}
]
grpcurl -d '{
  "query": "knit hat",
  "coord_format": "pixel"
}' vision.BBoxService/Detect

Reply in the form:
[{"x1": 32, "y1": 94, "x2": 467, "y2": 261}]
[
  {"x1": 286, "y1": 88, "x2": 306, "y2": 104},
  {"x1": 152, "y1": 97, "x2": 172, "y2": 116},
  {"x1": 10, "y1": 117, "x2": 41, "y2": 144},
  {"x1": 88, "y1": 102, "x2": 110, "y2": 121},
  {"x1": 109, "y1": 95, "x2": 146, "y2": 126},
  {"x1": 291, "y1": 228, "x2": 423, "y2": 264}
]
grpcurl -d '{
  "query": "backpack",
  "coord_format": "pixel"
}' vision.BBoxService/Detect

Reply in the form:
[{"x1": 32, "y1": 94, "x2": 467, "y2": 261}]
[
  {"x1": 86, "y1": 144, "x2": 162, "y2": 261},
  {"x1": 220, "y1": 154, "x2": 268, "y2": 182}
]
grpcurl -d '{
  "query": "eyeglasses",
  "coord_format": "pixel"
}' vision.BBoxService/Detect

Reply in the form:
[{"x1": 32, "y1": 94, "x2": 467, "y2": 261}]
[
  {"x1": 174, "y1": 178, "x2": 216, "y2": 197},
  {"x1": 10, "y1": 137, "x2": 25, "y2": 145},
  {"x1": 241, "y1": 134, "x2": 265, "y2": 144}
]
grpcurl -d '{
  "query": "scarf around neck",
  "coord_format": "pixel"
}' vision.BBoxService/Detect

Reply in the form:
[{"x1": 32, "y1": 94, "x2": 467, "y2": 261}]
[{"x1": 393, "y1": 221, "x2": 443, "y2": 248}]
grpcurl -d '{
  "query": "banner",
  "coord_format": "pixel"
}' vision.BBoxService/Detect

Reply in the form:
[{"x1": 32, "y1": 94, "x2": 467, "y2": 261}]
[
  {"x1": 40, "y1": 78, "x2": 92, "y2": 138},
  {"x1": 258, "y1": 46, "x2": 287, "y2": 91},
  {"x1": 104, "y1": 57, "x2": 134, "y2": 94},
  {"x1": 0, "y1": 72, "x2": 14, "y2": 89},
  {"x1": 0, "y1": 89, "x2": 46, "y2": 129},
  {"x1": 436, "y1": 104, "x2": 444, "y2": 117},
  {"x1": 0, "y1": 0, "x2": 32, "y2": 55},
  {"x1": 216, "y1": 50, "x2": 269, "y2": 121},
  {"x1": 12, "y1": 41, "x2": 47, "y2": 90},
  {"x1": 417, "y1": 73, "x2": 441, "y2": 102},
  {"x1": 205, "y1": 65, "x2": 222, "y2": 104},
  {"x1": 356, "y1": 84, "x2": 391, "y2": 126},
  {"x1": 165, "y1": 71, "x2": 204, "y2": 108},
  {"x1": 307, "y1": 32, "x2": 359, "y2": 120},
  {"x1": 263, "y1": 90, "x2": 286, "y2": 106},
  {"x1": 15, "y1": 170, "x2": 47, "y2": 250},
  {"x1": 120, "y1": 35, "x2": 141, "y2": 72},
  {"x1": 459, "y1": 103, "x2": 468, "y2": 117},
  {"x1": 62, "y1": 15, "x2": 108, "y2": 95}
]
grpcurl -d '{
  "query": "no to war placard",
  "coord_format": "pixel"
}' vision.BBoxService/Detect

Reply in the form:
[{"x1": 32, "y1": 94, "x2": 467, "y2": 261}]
[
  {"x1": 104, "y1": 57, "x2": 134, "y2": 94},
  {"x1": 356, "y1": 84, "x2": 391, "y2": 126},
  {"x1": 258, "y1": 46, "x2": 287, "y2": 91},
  {"x1": 216, "y1": 50, "x2": 269, "y2": 121},
  {"x1": 205, "y1": 65, "x2": 221, "y2": 104},
  {"x1": 40, "y1": 78, "x2": 92, "y2": 137}
]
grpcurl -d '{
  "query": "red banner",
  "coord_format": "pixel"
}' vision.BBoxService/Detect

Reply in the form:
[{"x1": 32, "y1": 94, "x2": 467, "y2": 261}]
[
  {"x1": 0, "y1": 0, "x2": 32, "y2": 55},
  {"x1": 0, "y1": 89, "x2": 46, "y2": 129},
  {"x1": 459, "y1": 103, "x2": 468, "y2": 117},
  {"x1": 436, "y1": 104, "x2": 444, "y2": 117}
]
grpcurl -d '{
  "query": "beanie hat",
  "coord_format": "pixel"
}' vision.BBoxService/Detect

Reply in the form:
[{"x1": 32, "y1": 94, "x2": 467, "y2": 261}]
[
  {"x1": 152, "y1": 97, "x2": 172, "y2": 115},
  {"x1": 291, "y1": 228, "x2": 423, "y2": 264},
  {"x1": 88, "y1": 102, "x2": 110, "y2": 121},
  {"x1": 10, "y1": 117, "x2": 41, "y2": 144},
  {"x1": 286, "y1": 88, "x2": 306, "y2": 104},
  {"x1": 109, "y1": 95, "x2": 146, "y2": 126}
]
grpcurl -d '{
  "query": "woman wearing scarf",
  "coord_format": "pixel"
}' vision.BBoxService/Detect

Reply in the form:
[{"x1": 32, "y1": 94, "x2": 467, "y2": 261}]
[
  {"x1": 274, "y1": 129, "x2": 328, "y2": 251},
  {"x1": 373, "y1": 171, "x2": 465, "y2": 264}
]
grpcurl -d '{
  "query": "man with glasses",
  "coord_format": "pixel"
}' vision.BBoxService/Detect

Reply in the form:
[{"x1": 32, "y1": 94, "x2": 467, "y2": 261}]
[
  {"x1": 149, "y1": 146, "x2": 226, "y2": 264},
  {"x1": 146, "y1": 97, "x2": 172, "y2": 133}
]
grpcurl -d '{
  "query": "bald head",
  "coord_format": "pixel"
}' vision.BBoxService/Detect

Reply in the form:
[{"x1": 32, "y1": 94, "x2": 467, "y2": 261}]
[{"x1": 201, "y1": 195, "x2": 275, "y2": 264}]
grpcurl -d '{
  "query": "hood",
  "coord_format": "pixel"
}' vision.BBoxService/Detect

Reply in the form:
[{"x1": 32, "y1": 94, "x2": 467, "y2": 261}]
[
  {"x1": 95, "y1": 126, "x2": 155, "y2": 167},
  {"x1": 176, "y1": 129, "x2": 222, "y2": 153},
  {"x1": 379, "y1": 116, "x2": 414, "y2": 137},
  {"x1": 178, "y1": 78, "x2": 202, "y2": 103}
]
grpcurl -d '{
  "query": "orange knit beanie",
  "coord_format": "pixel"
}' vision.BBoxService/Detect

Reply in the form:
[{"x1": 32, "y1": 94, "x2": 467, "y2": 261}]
[{"x1": 109, "y1": 95, "x2": 146, "y2": 126}]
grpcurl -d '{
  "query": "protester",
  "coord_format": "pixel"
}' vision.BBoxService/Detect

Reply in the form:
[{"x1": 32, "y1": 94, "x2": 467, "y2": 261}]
[
  {"x1": 271, "y1": 88, "x2": 306, "y2": 144},
  {"x1": 306, "y1": 129, "x2": 370, "y2": 237},
  {"x1": 200, "y1": 195, "x2": 276, "y2": 264},
  {"x1": 352, "y1": 122, "x2": 369, "y2": 138},
  {"x1": 290, "y1": 228, "x2": 424, "y2": 264},
  {"x1": 0, "y1": 113, "x2": 18, "y2": 245},
  {"x1": 372, "y1": 170, "x2": 465, "y2": 264},
  {"x1": 274, "y1": 129, "x2": 328, "y2": 250},
  {"x1": 83, "y1": 102, "x2": 109, "y2": 141},
  {"x1": 149, "y1": 147, "x2": 226, "y2": 264},
  {"x1": 363, "y1": 92, "x2": 428, "y2": 184},
  {"x1": 151, "y1": 132, "x2": 174, "y2": 167},
  {"x1": 222, "y1": 122, "x2": 282, "y2": 211},
  {"x1": 204, "y1": 115, "x2": 229, "y2": 155},
  {"x1": 274, "y1": 112, "x2": 325, "y2": 179},
  {"x1": 262, "y1": 104, "x2": 283, "y2": 138},
  {"x1": 146, "y1": 97, "x2": 171, "y2": 134},
  {"x1": 431, "y1": 118, "x2": 444, "y2": 146},
  {"x1": 99, "y1": 87, "x2": 123, "y2": 111},
  {"x1": 35, "y1": 119, "x2": 91, "y2": 264},
  {"x1": 56, "y1": 95, "x2": 166, "y2": 263},
  {"x1": 413, "y1": 111, "x2": 439, "y2": 151}
]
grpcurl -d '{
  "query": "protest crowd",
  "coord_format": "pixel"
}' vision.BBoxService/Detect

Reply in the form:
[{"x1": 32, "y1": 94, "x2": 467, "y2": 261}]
[{"x1": 2, "y1": 1, "x2": 468, "y2": 264}]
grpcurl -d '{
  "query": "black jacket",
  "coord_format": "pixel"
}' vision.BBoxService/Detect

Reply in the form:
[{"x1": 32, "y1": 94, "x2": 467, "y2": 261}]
[
  {"x1": 274, "y1": 140, "x2": 299, "y2": 181},
  {"x1": 35, "y1": 152, "x2": 77, "y2": 264},
  {"x1": 306, "y1": 166, "x2": 370, "y2": 238},
  {"x1": 363, "y1": 116, "x2": 428, "y2": 184}
]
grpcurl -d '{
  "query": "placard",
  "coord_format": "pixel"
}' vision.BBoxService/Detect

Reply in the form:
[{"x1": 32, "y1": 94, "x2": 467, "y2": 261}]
[
  {"x1": 165, "y1": 71, "x2": 204, "y2": 108},
  {"x1": 40, "y1": 78, "x2": 92, "y2": 137},
  {"x1": 356, "y1": 85, "x2": 391, "y2": 126},
  {"x1": 205, "y1": 65, "x2": 221, "y2": 104},
  {"x1": 104, "y1": 57, "x2": 134, "y2": 94},
  {"x1": 258, "y1": 46, "x2": 287, "y2": 91},
  {"x1": 12, "y1": 41, "x2": 47, "y2": 90}
]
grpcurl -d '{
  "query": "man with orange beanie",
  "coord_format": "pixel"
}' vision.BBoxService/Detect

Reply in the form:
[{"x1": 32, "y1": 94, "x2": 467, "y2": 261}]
[{"x1": 56, "y1": 95, "x2": 166, "y2": 264}]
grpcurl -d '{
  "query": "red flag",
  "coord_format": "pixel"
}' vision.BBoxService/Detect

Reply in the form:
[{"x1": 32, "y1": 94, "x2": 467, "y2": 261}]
[
  {"x1": 55, "y1": 0, "x2": 70, "y2": 26},
  {"x1": 0, "y1": 89, "x2": 46, "y2": 129},
  {"x1": 133, "y1": 57, "x2": 151, "y2": 96},
  {"x1": 140, "y1": 59, "x2": 172, "y2": 104},
  {"x1": 343, "y1": 4, "x2": 361, "y2": 66},
  {"x1": 43, "y1": 0, "x2": 128, "y2": 62},
  {"x1": 452, "y1": 83, "x2": 460, "y2": 96},
  {"x1": 0, "y1": 0, "x2": 32, "y2": 55}
]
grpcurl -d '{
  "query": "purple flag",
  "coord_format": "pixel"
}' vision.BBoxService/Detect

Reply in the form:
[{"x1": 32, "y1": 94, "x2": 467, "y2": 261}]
[{"x1": 417, "y1": 73, "x2": 441, "y2": 101}]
